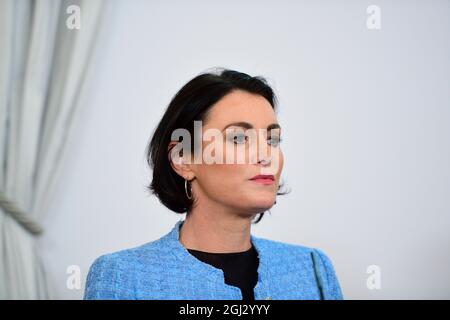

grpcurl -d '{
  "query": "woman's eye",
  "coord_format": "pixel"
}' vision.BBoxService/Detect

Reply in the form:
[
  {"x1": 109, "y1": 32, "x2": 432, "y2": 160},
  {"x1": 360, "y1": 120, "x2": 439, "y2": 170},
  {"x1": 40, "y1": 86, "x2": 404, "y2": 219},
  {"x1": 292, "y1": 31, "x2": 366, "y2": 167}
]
[
  {"x1": 268, "y1": 136, "x2": 282, "y2": 147},
  {"x1": 232, "y1": 134, "x2": 248, "y2": 144}
]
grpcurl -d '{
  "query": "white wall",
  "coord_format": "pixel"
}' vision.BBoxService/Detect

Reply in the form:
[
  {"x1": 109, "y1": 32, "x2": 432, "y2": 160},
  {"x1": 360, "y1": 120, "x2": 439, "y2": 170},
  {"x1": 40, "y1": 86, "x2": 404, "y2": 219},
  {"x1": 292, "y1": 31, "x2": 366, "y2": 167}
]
[{"x1": 38, "y1": 0, "x2": 450, "y2": 299}]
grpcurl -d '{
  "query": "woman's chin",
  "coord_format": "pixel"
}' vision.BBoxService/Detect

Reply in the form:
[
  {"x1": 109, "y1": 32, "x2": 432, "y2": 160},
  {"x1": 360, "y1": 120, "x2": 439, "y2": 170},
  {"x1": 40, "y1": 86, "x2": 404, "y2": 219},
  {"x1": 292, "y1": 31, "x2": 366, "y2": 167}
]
[{"x1": 245, "y1": 197, "x2": 276, "y2": 212}]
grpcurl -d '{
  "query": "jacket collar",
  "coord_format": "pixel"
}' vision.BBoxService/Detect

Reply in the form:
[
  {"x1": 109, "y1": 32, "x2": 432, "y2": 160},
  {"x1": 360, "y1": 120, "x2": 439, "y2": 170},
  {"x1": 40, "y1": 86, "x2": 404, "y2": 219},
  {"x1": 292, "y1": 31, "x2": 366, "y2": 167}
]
[{"x1": 159, "y1": 219, "x2": 272, "y2": 298}]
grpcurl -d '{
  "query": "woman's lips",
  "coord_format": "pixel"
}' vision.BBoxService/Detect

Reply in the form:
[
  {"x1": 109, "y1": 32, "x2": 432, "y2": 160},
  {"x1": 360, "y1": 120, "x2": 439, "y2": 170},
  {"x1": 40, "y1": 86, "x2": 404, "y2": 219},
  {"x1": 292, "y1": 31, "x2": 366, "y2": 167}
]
[
  {"x1": 250, "y1": 178, "x2": 274, "y2": 185},
  {"x1": 249, "y1": 175, "x2": 275, "y2": 185}
]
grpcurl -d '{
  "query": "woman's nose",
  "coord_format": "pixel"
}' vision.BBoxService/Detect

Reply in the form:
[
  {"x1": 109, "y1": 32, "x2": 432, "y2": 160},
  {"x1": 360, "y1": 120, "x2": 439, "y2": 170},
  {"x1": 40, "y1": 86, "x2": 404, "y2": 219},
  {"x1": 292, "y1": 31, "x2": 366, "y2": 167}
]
[{"x1": 257, "y1": 155, "x2": 271, "y2": 166}]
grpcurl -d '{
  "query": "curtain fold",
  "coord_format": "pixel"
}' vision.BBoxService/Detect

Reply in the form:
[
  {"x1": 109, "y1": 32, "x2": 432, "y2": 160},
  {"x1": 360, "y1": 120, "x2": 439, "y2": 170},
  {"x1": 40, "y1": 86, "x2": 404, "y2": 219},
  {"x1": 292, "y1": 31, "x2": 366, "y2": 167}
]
[{"x1": 0, "y1": 0, "x2": 104, "y2": 299}]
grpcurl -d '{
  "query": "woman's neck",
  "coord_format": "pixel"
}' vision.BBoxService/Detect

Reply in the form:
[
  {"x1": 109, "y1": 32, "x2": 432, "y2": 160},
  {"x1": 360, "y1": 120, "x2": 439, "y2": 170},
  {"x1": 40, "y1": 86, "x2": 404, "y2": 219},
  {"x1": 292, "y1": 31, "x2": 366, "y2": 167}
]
[{"x1": 179, "y1": 210, "x2": 253, "y2": 253}]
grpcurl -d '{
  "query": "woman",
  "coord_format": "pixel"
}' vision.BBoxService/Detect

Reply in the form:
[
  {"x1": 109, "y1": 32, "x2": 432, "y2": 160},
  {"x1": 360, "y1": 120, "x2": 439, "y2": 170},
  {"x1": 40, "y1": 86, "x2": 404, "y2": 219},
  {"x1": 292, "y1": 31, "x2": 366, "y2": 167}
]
[{"x1": 84, "y1": 68, "x2": 344, "y2": 300}]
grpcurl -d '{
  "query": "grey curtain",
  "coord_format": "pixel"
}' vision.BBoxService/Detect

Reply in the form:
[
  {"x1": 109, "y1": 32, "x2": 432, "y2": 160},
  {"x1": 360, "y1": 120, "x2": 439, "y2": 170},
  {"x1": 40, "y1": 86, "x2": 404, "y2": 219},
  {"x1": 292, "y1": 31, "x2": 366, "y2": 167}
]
[{"x1": 0, "y1": 0, "x2": 103, "y2": 299}]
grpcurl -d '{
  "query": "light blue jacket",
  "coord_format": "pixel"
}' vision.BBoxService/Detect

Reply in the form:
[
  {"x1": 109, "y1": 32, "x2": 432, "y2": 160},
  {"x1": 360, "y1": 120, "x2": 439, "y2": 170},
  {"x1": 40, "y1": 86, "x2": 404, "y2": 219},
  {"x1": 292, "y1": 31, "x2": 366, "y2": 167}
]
[{"x1": 84, "y1": 220, "x2": 344, "y2": 300}]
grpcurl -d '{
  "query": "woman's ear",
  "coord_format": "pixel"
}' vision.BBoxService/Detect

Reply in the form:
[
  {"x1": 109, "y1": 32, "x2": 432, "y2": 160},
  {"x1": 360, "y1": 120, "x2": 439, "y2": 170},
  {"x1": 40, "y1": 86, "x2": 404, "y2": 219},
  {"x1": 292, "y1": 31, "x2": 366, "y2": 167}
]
[{"x1": 168, "y1": 141, "x2": 195, "y2": 180}]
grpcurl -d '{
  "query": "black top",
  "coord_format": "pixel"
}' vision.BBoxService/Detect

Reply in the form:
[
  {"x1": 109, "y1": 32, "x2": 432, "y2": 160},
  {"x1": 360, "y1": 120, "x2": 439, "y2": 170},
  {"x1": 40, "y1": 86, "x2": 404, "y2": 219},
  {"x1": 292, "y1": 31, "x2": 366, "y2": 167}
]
[{"x1": 187, "y1": 243, "x2": 259, "y2": 300}]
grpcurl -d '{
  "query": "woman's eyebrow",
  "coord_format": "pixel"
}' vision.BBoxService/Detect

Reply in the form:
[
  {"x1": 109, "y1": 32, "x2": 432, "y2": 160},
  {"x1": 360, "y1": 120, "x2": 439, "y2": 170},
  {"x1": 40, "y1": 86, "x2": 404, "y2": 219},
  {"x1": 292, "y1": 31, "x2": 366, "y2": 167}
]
[{"x1": 221, "y1": 121, "x2": 281, "y2": 132}]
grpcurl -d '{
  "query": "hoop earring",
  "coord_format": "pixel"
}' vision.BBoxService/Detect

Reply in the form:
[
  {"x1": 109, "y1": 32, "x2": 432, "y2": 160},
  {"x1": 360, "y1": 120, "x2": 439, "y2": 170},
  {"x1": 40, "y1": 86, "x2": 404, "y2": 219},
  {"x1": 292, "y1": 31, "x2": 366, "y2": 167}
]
[{"x1": 184, "y1": 179, "x2": 193, "y2": 200}]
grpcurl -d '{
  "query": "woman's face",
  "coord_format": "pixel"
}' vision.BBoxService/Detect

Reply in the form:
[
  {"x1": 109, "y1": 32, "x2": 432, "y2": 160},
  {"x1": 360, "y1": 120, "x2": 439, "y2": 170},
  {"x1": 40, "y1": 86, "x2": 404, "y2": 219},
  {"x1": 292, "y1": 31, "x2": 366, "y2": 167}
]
[{"x1": 189, "y1": 89, "x2": 284, "y2": 217}]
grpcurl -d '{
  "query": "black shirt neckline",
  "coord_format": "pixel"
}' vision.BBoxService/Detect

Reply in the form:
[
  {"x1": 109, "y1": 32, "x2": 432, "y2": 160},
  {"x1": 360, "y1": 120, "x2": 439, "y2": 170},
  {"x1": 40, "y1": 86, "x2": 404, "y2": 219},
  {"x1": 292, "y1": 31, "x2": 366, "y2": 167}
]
[
  {"x1": 186, "y1": 243, "x2": 259, "y2": 300},
  {"x1": 187, "y1": 244, "x2": 255, "y2": 255}
]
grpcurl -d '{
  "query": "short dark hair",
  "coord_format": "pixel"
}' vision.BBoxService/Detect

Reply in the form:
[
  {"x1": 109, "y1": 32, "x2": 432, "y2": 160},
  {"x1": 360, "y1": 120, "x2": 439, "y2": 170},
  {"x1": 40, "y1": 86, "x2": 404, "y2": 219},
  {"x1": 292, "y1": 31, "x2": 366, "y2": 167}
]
[{"x1": 145, "y1": 68, "x2": 289, "y2": 223}]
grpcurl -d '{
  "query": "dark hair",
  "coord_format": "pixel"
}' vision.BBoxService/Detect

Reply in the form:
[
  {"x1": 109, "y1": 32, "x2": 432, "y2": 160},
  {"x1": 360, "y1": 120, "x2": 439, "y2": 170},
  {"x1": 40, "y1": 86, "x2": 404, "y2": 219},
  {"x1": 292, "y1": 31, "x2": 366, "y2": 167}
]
[{"x1": 145, "y1": 68, "x2": 289, "y2": 224}]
